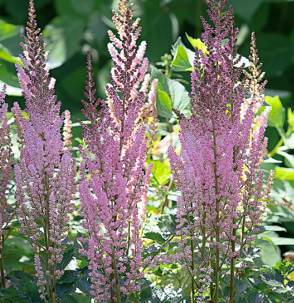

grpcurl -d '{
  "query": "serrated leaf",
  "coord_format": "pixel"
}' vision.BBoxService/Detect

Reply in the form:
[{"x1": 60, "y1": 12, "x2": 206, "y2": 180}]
[
  {"x1": 58, "y1": 270, "x2": 81, "y2": 284},
  {"x1": 20, "y1": 279, "x2": 43, "y2": 303},
  {"x1": 260, "y1": 269, "x2": 285, "y2": 288},
  {"x1": 57, "y1": 245, "x2": 75, "y2": 271},
  {"x1": 76, "y1": 274, "x2": 92, "y2": 297},
  {"x1": 143, "y1": 232, "x2": 165, "y2": 244}
]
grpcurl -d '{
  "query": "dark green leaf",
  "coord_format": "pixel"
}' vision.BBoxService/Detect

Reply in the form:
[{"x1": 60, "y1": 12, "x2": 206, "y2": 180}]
[
  {"x1": 228, "y1": 0, "x2": 263, "y2": 21},
  {"x1": 143, "y1": 232, "x2": 166, "y2": 244}
]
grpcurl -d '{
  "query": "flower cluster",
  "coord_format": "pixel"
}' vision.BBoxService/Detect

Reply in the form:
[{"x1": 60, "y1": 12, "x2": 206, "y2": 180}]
[
  {"x1": 0, "y1": 84, "x2": 11, "y2": 253},
  {"x1": 14, "y1": 1, "x2": 76, "y2": 300},
  {"x1": 78, "y1": 0, "x2": 157, "y2": 301},
  {"x1": 168, "y1": 0, "x2": 274, "y2": 301}
]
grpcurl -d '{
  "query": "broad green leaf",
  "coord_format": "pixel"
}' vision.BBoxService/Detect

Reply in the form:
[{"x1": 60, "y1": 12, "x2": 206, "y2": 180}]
[
  {"x1": 284, "y1": 132, "x2": 294, "y2": 149},
  {"x1": 256, "y1": 238, "x2": 281, "y2": 266},
  {"x1": 0, "y1": 20, "x2": 21, "y2": 41},
  {"x1": 42, "y1": 16, "x2": 86, "y2": 67},
  {"x1": 143, "y1": 232, "x2": 165, "y2": 244},
  {"x1": 265, "y1": 95, "x2": 285, "y2": 127},
  {"x1": 171, "y1": 37, "x2": 194, "y2": 71},
  {"x1": 20, "y1": 279, "x2": 43, "y2": 303},
  {"x1": 156, "y1": 90, "x2": 172, "y2": 118},
  {"x1": 228, "y1": 0, "x2": 262, "y2": 21},
  {"x1": 150, "y1": 65, "x2": 190, "y2": 118},
  {"x1": 186, "y1": 34, "x2": 208, "y2": 54},
  {"x1": 172, "y1": 46, "x2": 194, "y2": 72},
  {"x1": 275, "y1": 167, "x2": 294, "y2": 180},
  {"x1": 258, "y1": 33, "x2": 294, "y2": 78},
  {"x1": 0, "y1": 44, "x2": 22, "y2": 64},
  {"x1": 276, "y1": 150, "x2": 294, "y2": 168},
  {"x1": 148, "y1": 160, "x2": 171, "y2": 185},
  {"x1": 268, "y1": 237, "x2": 294, "y2": 245},
  {"x1": 57, "y1": 245, "x2": 75, "y2": 270}
]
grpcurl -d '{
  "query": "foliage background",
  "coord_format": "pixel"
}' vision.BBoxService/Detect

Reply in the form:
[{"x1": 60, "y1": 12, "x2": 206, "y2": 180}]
[{"x1": 1, "y1": 0, "x2": 294, "y2": 272}]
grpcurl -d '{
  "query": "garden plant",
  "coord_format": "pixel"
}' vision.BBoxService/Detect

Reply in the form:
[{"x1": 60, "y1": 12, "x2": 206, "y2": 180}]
[{"x1": 0, "y1": 0, "x2": 294, "y2": 302}]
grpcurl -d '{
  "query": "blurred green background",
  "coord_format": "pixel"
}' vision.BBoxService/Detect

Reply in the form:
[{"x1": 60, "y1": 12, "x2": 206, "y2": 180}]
[{"x1": 0, "y1": 0, "x2": 293, "y2": 150}]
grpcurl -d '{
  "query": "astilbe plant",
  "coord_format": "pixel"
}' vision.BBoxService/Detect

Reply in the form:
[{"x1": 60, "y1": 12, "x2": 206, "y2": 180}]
[
  {"x1": 0, "y1": 84, "x2": 14, "y2": 289},
  {"x1": 14, "y1": 1, "x2": 76, "y2": 302},
  {"x1": 168, "y1": 0, "x2": 274, "y2": 302},
  {"x1": 78, "y1": 0, "x2": 157, "y2": 302}
]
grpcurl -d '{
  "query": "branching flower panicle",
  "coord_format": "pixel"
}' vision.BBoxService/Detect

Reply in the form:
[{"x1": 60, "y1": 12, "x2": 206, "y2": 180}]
[
  {"x1": 168, "y1": 0, "x2": 274, "y2": 301},
  {"x1": 14, "y1": 1, "x2": 76, "y2": 301},
  {"x1": 78, "y1": 0, "x2": 157, "y2": 301},
  {"x1": 0, "y1": 84, "x2": 14, "y2": 288}
]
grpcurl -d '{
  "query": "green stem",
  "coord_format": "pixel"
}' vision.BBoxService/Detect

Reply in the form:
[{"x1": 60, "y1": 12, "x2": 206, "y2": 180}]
[
  {"x1": 191, "y1": 240, "x2": 195, "y2": 302},
  {"x1": 112, "y1": 246, "x2": 121, "y2": 303},
  {"x1": 229, "y1": 218, "x2": 236, "y2": 303},
  {"x1": 0, "y1": 235, "x2": 5, "y2": 288},
  {"x1": 267, "y1": 137, "x2": 283, "y2": 158}
]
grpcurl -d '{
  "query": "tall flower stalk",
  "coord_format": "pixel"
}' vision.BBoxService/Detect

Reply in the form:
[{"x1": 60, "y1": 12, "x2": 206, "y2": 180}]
[
  {"x1": 0, "y1": 84, "x2": 14, "y2": 289},
  {"x1": 168, "y1": 1, "x2": 274, "y2": 302},
  {"x1": 78, "y1": 0, "x2": 157, "y2": 302},
  {"x1": 14, "y1": 1, "x2": 76, "y2": 302}
]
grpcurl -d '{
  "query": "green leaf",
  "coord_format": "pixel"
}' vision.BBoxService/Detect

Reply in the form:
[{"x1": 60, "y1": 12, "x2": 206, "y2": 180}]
[
  {"x1": 275, "y1": 167, "x2": 294, "y2": 180},
  {"x1": 57, "y1": 245, "x2": 75, "y2": 271},
  {"x1": 70, "y1": 294, "x2": 91, "y2": 303},
  {"x1": 20, "y1": 279, "x2": 43, "y2": 303},
  {"x1": 42, "y1": 16, "x2": 86, "y2": 67},
  {"x1": 147, "y1": 160, "x2": 171, "y2": 186},
  {"x1": 143, "y1": 232, "x2": 166, "y2": 244},
  {"x1": 284, "y1": 132, "x2": 294, "y2": 149},
  {"x1": 267, "y1": 237, "x2": 294, "y2": 245},
  {"x1": 276, "y1": 150, "x2": 294, "y2": 168},
  {"x1": 70, "y1": 0, "x2": 95, "y2": 15},
  {"x1": 265, "y1": 95, "x2": 285, "y2": 128},
  {"x1": 58, "y1": 270, "x2": 81, "y2": 284},
  {"x1": 156, "y1": 90, "x2": 172, "y2": 118},
  {"x1": 186, "y1": 34, "x2": 208, "y2": 54},
  {"x1": 0, "y1": 44, "x2": 22, "y2": 64},
  {"x1": 288, "y1": 108, "x2": 294, "y2": 127},
  {"x1": 58, "y1": 294, "x2": 79, "y2": 303},
  {"x1": 172, "y1": 46, "x2": 194, "y2": 72},
  {"x1": 150, "y1": 65, "x2": 190, "y2": 118},
  {"x1": 228, "y1": 0, "x2": 262, "y2": 21},
  {"x1": 273, "y1": 260, "x2": 294, "y2": 275},
  {"x1": 76, "y1": 273, "x2": 92, "y2": 297},
  {"x1": 260, "y1": 268, "x2": 285, "y2": 288},
  {"x1": 0, "y1": 285, "x2": 27, "y2": 303},
  {"x1": 0, "y1": 20, "x2": 21, "y2": 41},
  {"x1": 256, "y1": 239, "x2": 281, "y2": 266},
  {"x1": 258, "y1": 33, "x2": 294, "y2": 78}
]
